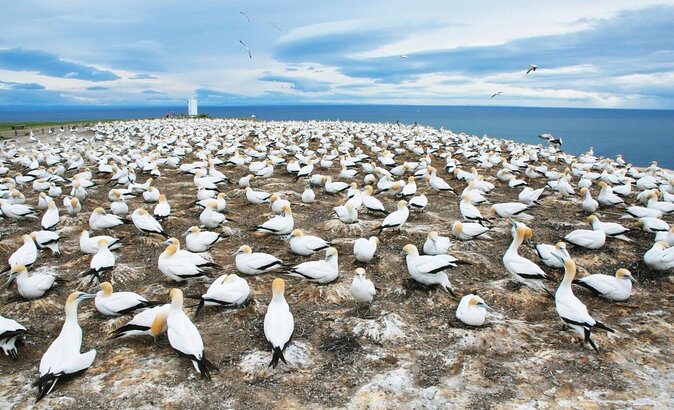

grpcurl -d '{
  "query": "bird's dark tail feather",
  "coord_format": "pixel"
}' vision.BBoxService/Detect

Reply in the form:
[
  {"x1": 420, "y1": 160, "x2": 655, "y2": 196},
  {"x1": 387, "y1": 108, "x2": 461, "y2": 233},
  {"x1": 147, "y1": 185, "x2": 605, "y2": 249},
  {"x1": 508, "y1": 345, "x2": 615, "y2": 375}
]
[
  {"x1": 572, "y1": 280, "x2": 601, "y2": 296},
  {"x1": 593, "y1": 320, "x2": 615, "y2": 333},
  {"x1": 197, "y1": 356, "x2": 219, "y2": 380},
  {"x1": 268, "y1": 346, "x2": 287, "y2": 369}
]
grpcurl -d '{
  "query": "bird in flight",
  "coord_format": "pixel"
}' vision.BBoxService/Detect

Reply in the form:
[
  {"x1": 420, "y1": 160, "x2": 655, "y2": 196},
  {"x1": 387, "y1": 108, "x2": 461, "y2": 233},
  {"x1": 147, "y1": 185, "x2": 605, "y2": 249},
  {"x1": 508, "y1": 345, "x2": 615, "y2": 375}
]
[
  {"x1": 526, "y1": 64, "x2": 538, "y2": 74},
  {"x1": 400, "y1": 55, "x2": 409, "y2": 59},
  {"x1": 239, "y1": 40, "x2": 252, "y2": 59},
  {"x1": 490, "y1": 91, "x2": 503, "y2": 99},
  {"x1": 240, "y1": 11, "x2": 250, "y2": 22},
  {"x1": 268, "y1": 20, "x2": 282, "y2": 31}
]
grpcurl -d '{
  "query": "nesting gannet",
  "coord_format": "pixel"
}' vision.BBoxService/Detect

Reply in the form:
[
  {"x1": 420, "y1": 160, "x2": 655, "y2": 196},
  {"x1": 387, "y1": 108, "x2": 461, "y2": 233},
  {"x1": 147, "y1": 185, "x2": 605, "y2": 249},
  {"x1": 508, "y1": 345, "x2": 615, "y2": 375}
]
[
  {"x1": 31, "y1": 230, "x2": 60, "y2": 256},
  {"x1": 535, "y1": 242, "x2": 570, "y2": 268},
  {"x1": 402, "y1": 244, "x2": 458, "y2": 295},
  {"x1": 460, "y1": 194, "x2": 489, "y2": 223},
  {"x1": 83, "y1": 239, "x2": 115, "y2": 282},
  {"x1": 167, "y1": 289, "x2": 218, "y2": 379},
  {"x1": 79, "y1": 230, "x2": 122, "y2": 254},
  {"x1": 235, "y1": 245, "x2": 285, "y2": 275},
  {"x1": 518, "y1": 186, "x2": 545, "y2": 206},
  {"x1": 573, "y1": 268, "x2": 635, "y2": 301},
  {"x1": 64, "y1": 197, "x2": 81, "y2": 215},
  {"x1": 288, "y1": 247, "x2": 339, "y2": 284},
  {"x1": 0, "y1": 199, "x2": 37, "y2": 220},
  {"x1": 637, "y1": 217, "x2": 669, "y2": 233},
  {"x1": 35, "y1": 291, "x2": 96, "y2": 401},
  {"x1": 0, "y1": 315, "x2": 26, "y2": 359},
  {"x1": 374, "y1": 200, "x2": 409, "y2": 234},
  {"x1": 502, "y1": 223, "x2": 553, "y2": 295},
  {"x1": 623, "y1": 205, "x2": 662, "y2": 219},
  {"x1": 362, "y1": 185, "x2": 387, "y2": 214},
  {"x1": 268, "y1": 194, "x2": 291, "y2": 215},
  {"x1": 301, "y1": 186, "x2": 316, "y2": 203},
  {"x1": 564, "y1": 228, "x2": 606, "y2": 249},
  {"x1": 492, "y1": 202, "x2": 533, "y2": 221},
  {"x1": 353, "y1": 236, "x2": 379, "y2": 263},
  {"x1": 323, "y1": 176, "x2": 349, "y2": 194},
  {"x1": 423, "y1": 231, "x2": 452, "y2": 255},
  {"x1": 183, "y1": 226, "x2": 226, "y2": 253},
  {"x1": 334, "y1": 202, "x2": 359, "y2": 224},
  {"x1": 451, "y1": 221, "x2": 492, "y2": 240},
  {"x1": 192, "y1": 274, "x2": 250, "y2": 314},
  {"x1": 41, "y1": 199, "x2": 59, "y2": 230},
  {"x1": 579, "y1": 187, "x2": 599, "y2": 213},
  {"x1": 587, "y1": 215, "x2": 630, "y2": 242},
  {"x1": 408, "y1": 194, "x2": 428, "y2": 212},
  {"x1": 456, "y1": 294, "x2": 489, "y2": 326},
  {"x1": 199, "y1": 201, "x2": 227, "y2": 229},
  {"x1": 654, "y1": 227, "x2": 674, "y2": 245},
  {"x1": 350, "y1": 268, "x2": 376, "y2": 315},
  {"x1": 264, "y1": 278, "x2": 294, "y2": 368},
  {"x1": 643, "y1": 241, "x2": 674, "y2": 271},
  {"x1": 289, "y1": 229, "x2": 330, "y2": 256},
  {"x1": 132, "y1": 208, "x2": 168, "y2": 237},
  {"x1": 597, "y1": 182, "x2": 624, "y2": 206},
  {"x1": 153, "y1": 194, "x2": 171, "y2": 220},
  {"x1": 555, "y1": 258, "x2": 615, "y2": 352},
  {"x1": 254, "y1": 204, "x2": 294, "y2": 234},
  {"x1": 110, "y1": 190, "x2": 129, "y2": 216},
  {"x1": 158, "y1": 241, "x2": 211, "y2": 282},
  {"x1": 109, "y1": 304, "x2": 170, "y2": 341},
  {"x1": 3, "y1": 234, "x2": 38, "y2": 272},
  {"x1": 9, "y1": 264, "x2": 63, "y2": 299},
  {"x1": 245, "y1": 187, "x2": 271, "y2": 204},
  {"x1": 89, "y1": 207, "x2": 126, "y2": 230},
  {"x1": 95, "y1": 282, "x2": 158, "y2": 316}
]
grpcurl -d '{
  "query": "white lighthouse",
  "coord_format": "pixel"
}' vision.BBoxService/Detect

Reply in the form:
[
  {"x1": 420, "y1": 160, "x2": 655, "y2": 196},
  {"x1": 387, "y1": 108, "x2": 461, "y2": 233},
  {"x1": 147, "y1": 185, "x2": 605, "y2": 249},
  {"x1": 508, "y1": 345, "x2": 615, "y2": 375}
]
[{"x1": 187, "y1": 97, "x2": 198, "y2": 117}]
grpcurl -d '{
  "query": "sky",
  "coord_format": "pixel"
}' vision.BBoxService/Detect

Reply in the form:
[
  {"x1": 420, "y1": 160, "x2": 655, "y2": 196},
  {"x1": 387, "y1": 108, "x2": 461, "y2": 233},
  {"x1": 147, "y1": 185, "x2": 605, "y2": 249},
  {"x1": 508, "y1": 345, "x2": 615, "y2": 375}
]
[{"x1": 1, "y1": 1, "x2": 674, "y2": 108}]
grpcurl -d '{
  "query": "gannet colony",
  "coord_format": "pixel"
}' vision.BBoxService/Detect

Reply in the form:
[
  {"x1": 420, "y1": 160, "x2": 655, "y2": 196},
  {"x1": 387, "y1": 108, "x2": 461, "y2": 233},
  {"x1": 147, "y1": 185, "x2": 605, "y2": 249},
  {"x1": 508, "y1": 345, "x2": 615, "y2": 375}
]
[{"x1": 0, "y1": 118, "x2": 672, "y2": 408}]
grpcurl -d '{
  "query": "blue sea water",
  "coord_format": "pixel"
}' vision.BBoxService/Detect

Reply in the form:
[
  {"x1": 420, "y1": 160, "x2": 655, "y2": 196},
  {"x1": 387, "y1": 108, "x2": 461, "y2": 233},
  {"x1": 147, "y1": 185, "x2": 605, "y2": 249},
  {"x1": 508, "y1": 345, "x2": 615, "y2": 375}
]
[{"x1": 0, "y1": 105, "x2": 672, "y2": 168}]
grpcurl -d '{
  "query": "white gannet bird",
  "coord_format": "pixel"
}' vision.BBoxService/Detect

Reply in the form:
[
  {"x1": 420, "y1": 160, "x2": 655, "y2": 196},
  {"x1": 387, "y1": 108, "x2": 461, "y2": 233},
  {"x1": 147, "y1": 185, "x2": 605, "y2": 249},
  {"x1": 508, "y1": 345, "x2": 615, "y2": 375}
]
[
  {"x1": 646, "y1": 191, "x2": 674, "y2": 214},
  {"x1": 196, "y1": 192, "x2": 227, "y2": 212},
  {"x1": 456, "y1": 293, "x2": 489, "y2": 326},
  {"x1": 142, "y1": 186, "x2": 160, "y2": 203},
  {"x1": 235, "y1": 245, "x2": 285, "y2": 275},
  {"x1": 492, "y1": 202, "x2": 533, "y2": 221},
  {"x1": 597, "y1": 182, "x2": 624, "y2": 206},
  {"x1": 643, "y1": 241, "x2": 674, "y2": 271},
  {"x1": 89, "y1": 207, "x2": 126, "y2": 230},
  {"x1": 353, "y1": 236, "x2": 379, "y2": 263},
  {"x1": 3, "y1": 234, "x2": 38, "y2": 272},
  {"x1": 95, "y1": 281, "x2": 158, "y2": 316},
  {"x1": 451, "y1": 221, "x2": 492, "y2": 240},
  {"x1": 132, "y1": 208, "x2": 168, "y2": 238},
  {"x1": 334, "y1": 202, "x2": 359, "y2": 224},
  {"x1": 518, "y1": 186, "x2": 545, "y2": 206},
  {"x1": 183, "y1": 226, "x2": 225, "y2": 253},
  {"x1": 9, "y1": 264, "x2": 63, "y2": 300},
  {"x1": 402, "y1": 244, "x2": 458, "y2": 295},
  {"x1": 109, "y1": 304, "x2": 170, "y2": 341},
  {"x1": 254, "y1": 204, "x2": 294, "y2": 235},
  {"x1": 587, "y1": 215, "x2": 630, "y2": 242},
  {"x1": 535, "y1": 242, "x2": 570, "y2": 268},
  {"x1": 167, "y1": 289, "x2": 218, "y2": 379},
  {"x1": 289, "y1": 229, "x2": 330, "y2": 256},
  {"x1": 374, "y1": 200, "x2": 409, "y2": 234},
  {"x1": 460, "y1": 194, "x2": 489, "y2": 224},
  {"x1": 573, "y1": 268, "x2": 635, "y2": 301},
  {"x1": 288, "y1": 247, "x2": 339, "y2": 284},
  {"x1": 192, "y1": 274, "x2": 250, "y2": 314},
  {"x1": 623, "y1": 204, "x2": 662, "y2": 219},
  {"x1": 655, "y1": 227, "x2": 674, "y2": 245},
  {"x1": 350, "y1": 268, "x2": 376, "y2": 315},
  {"x1": 0, "y1": 315, "x2": 26, "y2": 359},
  {"x1": 0, "y1": 198, "x2": 37, "y2": 220},
  {"x1": 269, "y1": 194, "x2": 291, "y2": 215},
  {"x1": 245, "y1": 187, "x2": 271, "y2": 204},
  {"x1": 35, "y1": 291, "x2": 96, "y2": 402},
  {"x1": 301, "y1": 186, "x2": 316, "y2": 203},
  {"x1": 199, "y1": 201, "x2": 227, "y2": 229},
  {"x1": 637, "y1": 217, "x2": 669, "y2": 234},
  {"x1": 158, "y1": 241, "x2": 211, "y2": 282},
  {"x1": 579, "y1": 187, "x2": 599, "y2": 213},
  {"x1": 564, "y1": 228, "x2": 606, "y2": 250},
  {"x1": 408, "y1": 194, "x2": 428, "y2": 212},
  {"x1": 41, "y1": 199, "x2": 60, "y2": 230},
  {"x1": 264, "y1": 278, "x2": 294, "y2": 369},
  {"x1": 79, "y1": 230, "x2": 122, "y2": 254},
  {"x1": 109, "y1": 190, "x2": 129, "y2": 216},
  {"x1": 153, "y1": 194, "x2": 171, "y2": 221},
  {"x1": 64, "y1": 197, "x2": 82, "y2": 215},
  {"x1": 362, "y1": 185, "x2": 387, "y2": 214},
  {"x1": 84, "y1": 239, "x2": 116, "y2": 282},
  {"x1": 323, "y1": 176, "x2": 349, "y2": 194},
  {"x1": 423, "y1": 231, "x2": 452, "y2": 255},
  {"x1": 502, "y1": 223, "x2": 553, "y2": 296},
  {"x1": 555, "y1": 257, "x2": 615, "y2": 352}
]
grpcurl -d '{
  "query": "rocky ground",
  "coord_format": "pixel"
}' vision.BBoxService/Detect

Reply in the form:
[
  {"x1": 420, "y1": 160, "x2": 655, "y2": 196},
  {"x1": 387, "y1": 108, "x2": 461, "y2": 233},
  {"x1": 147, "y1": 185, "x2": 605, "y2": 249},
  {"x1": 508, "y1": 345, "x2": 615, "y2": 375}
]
[{"x1": 0, "y1": 121, "x2": 672, "y2": 409}]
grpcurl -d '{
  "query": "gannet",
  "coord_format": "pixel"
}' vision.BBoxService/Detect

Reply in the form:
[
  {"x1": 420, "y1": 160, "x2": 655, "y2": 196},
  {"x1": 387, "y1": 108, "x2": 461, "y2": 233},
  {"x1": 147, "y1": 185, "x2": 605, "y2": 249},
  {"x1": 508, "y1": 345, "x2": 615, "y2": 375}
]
[
  {"x1": 264, "y1": 278, "x2": 294, "y2": 368},
  {"x1": 254, "y1": 204, "x2": 294, "y2": 234},
  {"x1": 158, "y1": 241, "x2": 211, "y2": 282},
  {"x1": 89, "y1": 207, "x2": 126, "y2": 230},
  {"x1": 655, "y1": 227, "x2": 674, "y2": 245},
  {"x1": 9, "y1": 264, "x2": 63, "y2": 299},
  {"x1": 408, "y1": 194, "x2": 428, "y2": 212},
  {"x1": 0, "y1": 199, "x2": 37, "y2": 220},
  {"x1": 353, "y1": 236, "x2": 379, "y2": 263},
  {"x1": 643, "y1": 241, "x2": 674, "y2": 271},
  {"x1": 3, "y1": 234, "x2": 38, "y2": 272},
  {"x1": 535, "y1": 242, "x2": 570, "y2": 268},
  {"x1": 492, "y1": 202, "x2": 533, "y2": 221},
  {"x1": 623, "y1": 205, "x2": 662, "y2": 219},
  {"x1": 555, "y1": 257, "x2": 615, "y2": 352},
  {"x1": 460, "y1": 194, "x2": 488, "y2": 223},
  {"x1": 289, "y1": 229, "x2": 330, "y2": 256},
  {"x1": 362, "y1": 185, "x2": 387, "y2": 214},
  {"x1": 573, "y1": 268, "x2": 635, "y2": 301},
  {"x1": 79, "y1": 230, "x2": 122, "y2": 254},
  {"x1": 323, "y1": 176, "x2": 349, "y2": 194},
  {"x1": 502, "y1": 223, "x2": 553, "y2": 295},
  {"x1": 402, "y1": 176, "x2": 417, "y2": 197},
  {"x1": 646, "y1": 192, "x2": 674, "y2": 214},
  {"x1": 350, "y1": 268, "x2": 376, "y2": 315},
  {"x1": 83, "y1": 239, "x2": 115, "y2": 282},
  {"x1": 423, "y1": 231, "x2": 452, "y2": 255},
  {"x1": 192, "y1": 274, "x2": 250, "y2": 314},
  {"x1": 451, "y1": 221, "x2": 492, "y2": 240},
  {"x1": 64, "y1": 197, "x2": 81, "y2": 215},
  {"x1": 564, "y1": 228, "x2": 606, "y2": 249},
  {"x1": 288, "y1": 247, "x2": 339, "y2": 284},
  {"x1": 597, "y1": 182, "x2": 624, "y2": 206},
  {"x1": 40, "y1": 199, "x2": 59, "y2": 230},
  {"x1": 95, "y1": 282, "x2": 158, "y2": 316},
  {"x1": 0, "y1": 315, "x2": 26, "y2": 359},
  {"x1": 132, "y1": 208, "x2": 168, "y2": 237},
  {"x1": 374, "y1": 200, "x2": 409, "y2": 234},
  {"x1": 110, "y1": 190, "x2": 129, "y2": 216},
  {"x1": 35, "y1": 291, "x2": 96, "y2": 401},
  {"x1": 587, "y1": 215, "x2": 630, "y2": 242},
  {"x1": 167, "y1": 289, "x2": 218, "y2": 379},
  {"x1": 245, "y1": 187, "x2": 271, "y2": 204},
  {"x1": 579, "y1": 187, "x2": 599, "y2": 213},
  {"x1": 183, "y1": 226, "x2": 225, "y2": 253},
  {"x1": 636, "y1": 217, "x2": 669, "y2": 233},
  {"x1": 199, "y1": 201, "x2": 227, "y2": 229},
  {"x1": 109, "y1": 304, "x2": 170, "y2": 341},
  {"x1": 402, "y1": 244, "x2": 458, "y2": 295},
  {"x1": 456, "y1": 294, "x2": 489, "y2": 326},
  {"x1": 235, "y1": 245, "x2": 285, "y2": 275},
  {"x1": 153, "y1": 194, "x2": 171, "y2": 220},
  {"x1": 31, "y1": 230, "x2": 60, "y2": 256},
  {"x1": 301, "y1": 186, "x2": 316, "y2": 203},
  {"x1": 269, "y1": 194, "x2": 290, "y2": 215}
]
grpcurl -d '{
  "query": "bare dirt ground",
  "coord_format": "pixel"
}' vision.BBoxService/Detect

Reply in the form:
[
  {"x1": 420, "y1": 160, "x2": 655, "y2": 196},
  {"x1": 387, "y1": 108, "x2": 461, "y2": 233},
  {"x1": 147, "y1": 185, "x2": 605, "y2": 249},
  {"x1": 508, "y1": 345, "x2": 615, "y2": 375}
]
[{"x1": 0, "y1": 120, "x2": 672, "y2": 409}]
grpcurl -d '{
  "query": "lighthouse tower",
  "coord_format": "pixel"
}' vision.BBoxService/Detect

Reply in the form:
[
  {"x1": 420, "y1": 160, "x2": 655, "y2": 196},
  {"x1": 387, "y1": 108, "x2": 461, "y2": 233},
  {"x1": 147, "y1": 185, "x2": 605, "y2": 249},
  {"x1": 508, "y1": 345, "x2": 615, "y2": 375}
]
[{"x1": 187, "y1": 97, "x2": 198, "y2": 117}]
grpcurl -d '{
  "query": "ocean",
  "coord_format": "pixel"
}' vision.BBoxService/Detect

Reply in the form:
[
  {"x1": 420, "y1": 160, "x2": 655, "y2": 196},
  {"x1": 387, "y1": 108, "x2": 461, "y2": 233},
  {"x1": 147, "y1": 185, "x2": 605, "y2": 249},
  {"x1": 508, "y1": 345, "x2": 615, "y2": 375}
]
[{"x1": 0, "y1": 105, "x2": 672, "y2": 168}]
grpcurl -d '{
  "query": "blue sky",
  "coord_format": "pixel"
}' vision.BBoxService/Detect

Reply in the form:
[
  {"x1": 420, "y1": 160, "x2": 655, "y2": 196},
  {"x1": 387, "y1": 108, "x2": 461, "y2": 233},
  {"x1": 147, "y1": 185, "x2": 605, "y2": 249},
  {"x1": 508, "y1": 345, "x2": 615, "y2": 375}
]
[{"x1": 1, "y1": 1, "x2": 674, "y2": 108}]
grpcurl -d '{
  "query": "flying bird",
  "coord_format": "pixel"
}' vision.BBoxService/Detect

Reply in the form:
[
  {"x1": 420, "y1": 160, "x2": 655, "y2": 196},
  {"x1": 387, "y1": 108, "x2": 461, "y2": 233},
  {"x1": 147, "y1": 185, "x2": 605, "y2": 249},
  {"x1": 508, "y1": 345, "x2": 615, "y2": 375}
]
[
  {"x1": 268, "y1": 20, "x2": 282, "y2": 31},
  {"x1": 490, "y1": 91, "x2": 503, "y2": 99},
  {"x1": 239, "y1": 40, "x2": 252, "y2": 59},
  {"x1": 526, "y1": 64, "x2": 538, "y2": 74},
  {"x1": 240, "y1": 11, "x2": 250, "y2": 22},
  {"x1": 400, "y1": 55, "x2": 409, "y2": 59}
]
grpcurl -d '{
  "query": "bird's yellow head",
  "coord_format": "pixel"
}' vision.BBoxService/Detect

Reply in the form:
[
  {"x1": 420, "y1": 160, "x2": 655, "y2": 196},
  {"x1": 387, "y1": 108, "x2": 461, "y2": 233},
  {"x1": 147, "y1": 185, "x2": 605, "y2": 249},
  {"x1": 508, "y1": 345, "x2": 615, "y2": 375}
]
[
  {"x1": 100, "y1": 281, "x2": 113, "y2": 295},
  {"x1": 272, "y1": 278, "x2": 285, "y2": 294},
  {"x1": 402, "y1": 244, "x2": 417, "y2": 255}
]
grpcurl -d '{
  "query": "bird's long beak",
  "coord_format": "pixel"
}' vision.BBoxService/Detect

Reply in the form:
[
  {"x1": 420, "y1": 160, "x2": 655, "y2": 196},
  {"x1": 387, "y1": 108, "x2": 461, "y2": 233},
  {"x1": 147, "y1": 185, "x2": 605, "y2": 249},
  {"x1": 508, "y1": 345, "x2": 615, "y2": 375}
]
[
  {"x1": 478, "y1": 302, "x2": 493, "y2": 310},
  {"x1": 161, "y1": 239, "x2": 172, "y2": 246},
  {"x1": 181, "y1": 230, "x2": 189, "y2": 238},
  {"x1": 6, "y1": 274, "x2": 16, "y2": 287},
  {"x1": 79, "y1": 293, "x2": 96, "y2": 300},
  {"x1": 629, "y1": 276, "x2": 637, "y2": 283}
]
